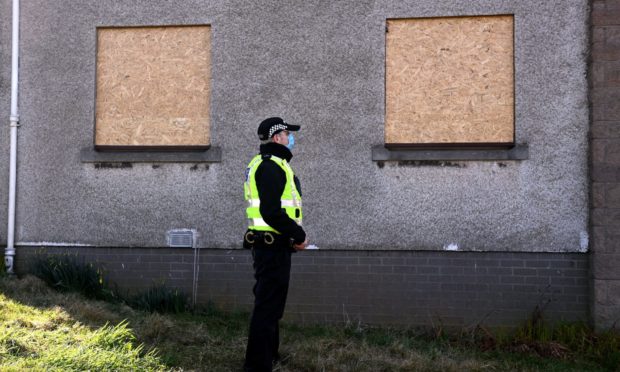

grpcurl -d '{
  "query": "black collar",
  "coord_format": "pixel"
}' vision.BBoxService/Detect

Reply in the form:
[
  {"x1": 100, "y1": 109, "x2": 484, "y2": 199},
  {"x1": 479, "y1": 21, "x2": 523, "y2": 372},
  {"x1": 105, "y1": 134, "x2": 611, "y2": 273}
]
[{"x1": 259, "y1": 142, "x2": 293, "y2": 162}]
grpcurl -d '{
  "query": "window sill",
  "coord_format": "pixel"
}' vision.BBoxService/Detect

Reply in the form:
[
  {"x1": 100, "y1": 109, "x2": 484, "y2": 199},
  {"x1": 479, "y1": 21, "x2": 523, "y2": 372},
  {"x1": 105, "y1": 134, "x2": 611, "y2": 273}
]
[
  {"x1": 80, "y1": 146, "x2": 222, "y2": 163},
  {"x1": 372, "y1": 144, "x2": 528, "y2": 161}
]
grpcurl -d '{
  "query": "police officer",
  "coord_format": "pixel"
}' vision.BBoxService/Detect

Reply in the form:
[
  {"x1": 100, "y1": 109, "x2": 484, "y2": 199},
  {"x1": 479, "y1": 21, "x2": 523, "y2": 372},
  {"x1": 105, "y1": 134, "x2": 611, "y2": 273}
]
[{"x1": 243, "y1": 117, "x2": 308, "y2": 372}]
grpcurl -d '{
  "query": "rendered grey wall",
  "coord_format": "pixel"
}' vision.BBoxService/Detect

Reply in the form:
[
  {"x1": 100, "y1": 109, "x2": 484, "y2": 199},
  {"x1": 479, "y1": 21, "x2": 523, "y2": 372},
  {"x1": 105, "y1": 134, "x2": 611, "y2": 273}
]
[{"x1": 5, "y1": 0, "x2": 589, "y2": 252}]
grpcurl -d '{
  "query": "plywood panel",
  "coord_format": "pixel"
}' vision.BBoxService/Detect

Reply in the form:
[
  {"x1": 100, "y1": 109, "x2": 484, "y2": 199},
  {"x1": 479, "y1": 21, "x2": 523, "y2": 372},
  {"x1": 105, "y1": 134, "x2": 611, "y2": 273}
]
[
  {"x1": 386, "y1": 15, "x2": 514, "y2": 145},
  {"x1": 95, "y1": 26, "x2": 211, "y2": 147}
]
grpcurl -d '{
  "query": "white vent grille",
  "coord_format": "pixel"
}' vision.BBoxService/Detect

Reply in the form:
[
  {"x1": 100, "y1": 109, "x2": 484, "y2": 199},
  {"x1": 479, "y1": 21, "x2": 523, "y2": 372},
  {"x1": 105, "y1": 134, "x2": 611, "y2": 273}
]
[{"x1": 167, "y1": 229, "x2": 196, "y2": 248}]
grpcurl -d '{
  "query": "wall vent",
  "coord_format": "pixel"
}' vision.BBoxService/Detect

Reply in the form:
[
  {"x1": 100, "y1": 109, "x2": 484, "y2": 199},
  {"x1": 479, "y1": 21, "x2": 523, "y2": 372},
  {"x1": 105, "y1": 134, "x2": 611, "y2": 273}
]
[{"x1": 167, "y1": 229, "x2": 196, "y2": 248}]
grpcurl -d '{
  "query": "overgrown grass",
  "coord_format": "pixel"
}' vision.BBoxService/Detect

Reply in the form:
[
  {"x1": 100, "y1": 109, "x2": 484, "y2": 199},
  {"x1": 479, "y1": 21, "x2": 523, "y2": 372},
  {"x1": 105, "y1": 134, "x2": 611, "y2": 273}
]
[
  {"x1": 503, "y1": 306, "x2": 620, "y2": 370},
  {"x1": 31, "y1": 252, "x2": 187, "y2": 314},
  {"x1": 0, "y1": 276, "x2": 165, "y2": 371},
  {"x1": 274, "y1": 322, "x2": 615, "y2": 372},
  {"x1": 1, "y1": 273, "x2": 618, "y2": 371},
  {"x1": 31, "y1": 252, "x2": 115, "y2": 301},
  {"x1": 126, "y1": 284, "x2": 188, "y2": 314}
]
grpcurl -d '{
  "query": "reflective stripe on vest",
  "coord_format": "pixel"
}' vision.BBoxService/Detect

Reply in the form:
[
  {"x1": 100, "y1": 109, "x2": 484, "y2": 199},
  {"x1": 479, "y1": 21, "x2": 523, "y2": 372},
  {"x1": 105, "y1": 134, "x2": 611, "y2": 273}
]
[
  {"x1": 247, "y1": 199, "x2": 299, "y2": 208},
  {"x1": 244, "y1": 154, "x2": 302, "y2": 233},
  {"x1": 248, "y1": 218, "x2": 270, "y2": 228}
]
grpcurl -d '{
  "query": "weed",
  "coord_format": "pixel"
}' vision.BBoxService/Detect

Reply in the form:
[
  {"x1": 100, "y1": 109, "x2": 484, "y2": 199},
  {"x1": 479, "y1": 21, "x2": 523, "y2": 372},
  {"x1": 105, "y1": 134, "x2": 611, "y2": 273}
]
[
  {"x1": 0, "y1": 280, "x2": 167, "y2": 370},
  {"x1": 89, "y1": 320, "x2": 135, "y2": 350},
  {"x1": 66, "y1": 296, "x2": 124, "y2": 325},
  {"x1": 3, "y1": 273, "x2": 618, "y2": 371},
  {"x1": 139, "y1": 313, "x2": 175, "y2": 341},
  {"x1": 30, "y1": 253, "x2": 188, "y2": 316},
  {"x1": 464, "y1": 306, "x2": 620, "y2": 371},
  {"x1": 31, "y1": 252, "x2": 113, "y2": 301},
  {"x1": 0, "y1": 257, "x2": 6, "y2": 278},
  {"x1": 0, "y1": 330, "x2": 31, "y2": 357},
  {"x1": 127, "y1": 283, "x2": 188, "y2": 314}
]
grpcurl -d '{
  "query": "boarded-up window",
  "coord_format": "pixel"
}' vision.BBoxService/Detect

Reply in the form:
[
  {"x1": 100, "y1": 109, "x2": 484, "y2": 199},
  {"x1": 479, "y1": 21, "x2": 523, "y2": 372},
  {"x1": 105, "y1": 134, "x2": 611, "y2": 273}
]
[
  {"x1": 385, "y1": 15, "x2": 514, "y2": 147},
  {"x1": 95, "y1": 26, "x2": 211, "y2": 149}
]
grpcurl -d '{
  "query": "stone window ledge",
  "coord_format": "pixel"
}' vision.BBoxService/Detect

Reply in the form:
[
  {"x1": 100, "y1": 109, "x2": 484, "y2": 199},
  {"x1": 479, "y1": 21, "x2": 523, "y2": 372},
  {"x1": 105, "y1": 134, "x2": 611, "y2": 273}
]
[
  {"x1": 372, "y1": 144, "x2": 528, "y2": 161},
  {"x1": 80, "y1": 146, "x2": 222, "y2": 163}
]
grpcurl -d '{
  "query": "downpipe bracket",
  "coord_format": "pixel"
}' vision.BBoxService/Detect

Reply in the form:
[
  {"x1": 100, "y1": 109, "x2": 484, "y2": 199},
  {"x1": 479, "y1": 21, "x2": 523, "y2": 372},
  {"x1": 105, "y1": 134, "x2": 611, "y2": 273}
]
[{"x1": 4, "y1": 248, "x2": 15, "y2": 275}]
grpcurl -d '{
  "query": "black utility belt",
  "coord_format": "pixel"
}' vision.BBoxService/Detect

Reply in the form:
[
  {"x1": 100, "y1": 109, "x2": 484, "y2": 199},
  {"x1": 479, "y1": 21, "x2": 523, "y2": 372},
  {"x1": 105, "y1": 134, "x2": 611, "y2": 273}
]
[{"x1": 244, "y1": 230, "x2": 292, "y2": 249}]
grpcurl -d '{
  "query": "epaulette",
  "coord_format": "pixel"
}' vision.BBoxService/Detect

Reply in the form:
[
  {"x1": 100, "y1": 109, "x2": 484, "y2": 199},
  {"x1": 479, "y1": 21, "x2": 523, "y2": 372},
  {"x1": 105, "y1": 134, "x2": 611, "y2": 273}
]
[{"x1": 261, "y1": 154, "x2": 272, "y2": 160}]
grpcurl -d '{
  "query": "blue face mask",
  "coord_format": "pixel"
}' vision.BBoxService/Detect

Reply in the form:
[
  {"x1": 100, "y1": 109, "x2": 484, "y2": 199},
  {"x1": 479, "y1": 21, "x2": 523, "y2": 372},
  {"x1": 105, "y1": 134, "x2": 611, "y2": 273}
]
[{"x1": 286, "y1": 133, "x2": 295, "y2": 151}]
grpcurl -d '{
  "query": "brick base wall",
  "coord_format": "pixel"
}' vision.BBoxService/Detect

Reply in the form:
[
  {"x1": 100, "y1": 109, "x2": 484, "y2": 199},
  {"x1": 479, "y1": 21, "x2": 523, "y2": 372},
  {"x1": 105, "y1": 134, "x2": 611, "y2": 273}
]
[
  {"x1": 15, "y1": 247, "x2": 588, "y2": 328},
  {"x1": 591, "y1": 0, "x2": 620, "y2": 330}
]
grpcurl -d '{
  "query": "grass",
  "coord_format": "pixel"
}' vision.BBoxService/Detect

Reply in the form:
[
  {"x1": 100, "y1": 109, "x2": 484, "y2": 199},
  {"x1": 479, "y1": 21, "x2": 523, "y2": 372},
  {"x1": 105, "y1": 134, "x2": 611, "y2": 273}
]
[
  {"x1": 31, "y1": 251, "x2": 187, "y2": 314},
  {"x1": 125, "y1": 284, "x2": 188, "y2": 314},
  {"x1": 0, "y1": 276, "x2": 165, "y2": 371},
  {"x1": 0, "y1": 274, "x2": 619, "y2": 371},
  {"x1": 30, "y1": 252, "x2": 115, "y2": 301}
]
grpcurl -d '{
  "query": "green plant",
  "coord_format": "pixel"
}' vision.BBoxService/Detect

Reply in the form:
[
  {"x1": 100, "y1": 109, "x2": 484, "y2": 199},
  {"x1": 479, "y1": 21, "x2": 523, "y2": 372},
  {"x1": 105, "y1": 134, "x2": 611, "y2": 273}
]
[
  {"x1": 3, "y1": 273, "x2": 617, "y2": 372},
  {"x1": 31, "y1": 252, "x2": 113, "y2": 301},
  {"x1": 487, "y1": 306, "x2": 620, "y2": 370},
  {"x1": 89, "y1": 320, "x2": 137, "y2": 350},
  {"x1": 0, "y1": 280, "x2": 167, "y2": 371},
  {"x1": 514, "y1": 305, "x2": 553, "y2": 344},
  {"x1": 30, "y1": 253, "x2": 187, "y2": 315},
  {"x1": 128, "y1": 284, "x2": 188, "y2": 314}
]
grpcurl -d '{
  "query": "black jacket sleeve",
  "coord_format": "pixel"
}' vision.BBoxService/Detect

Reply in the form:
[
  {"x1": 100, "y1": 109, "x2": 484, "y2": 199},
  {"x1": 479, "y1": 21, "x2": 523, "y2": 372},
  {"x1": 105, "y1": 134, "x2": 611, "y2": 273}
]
[{"x1": 255, "y1": 159, "x2": 306, "y2": 243}]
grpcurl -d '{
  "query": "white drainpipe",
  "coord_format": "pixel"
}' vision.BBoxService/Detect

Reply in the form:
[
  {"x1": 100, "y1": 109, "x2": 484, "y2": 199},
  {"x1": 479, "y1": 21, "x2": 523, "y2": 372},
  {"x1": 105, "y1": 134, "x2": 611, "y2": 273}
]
[{"x1": 5, "y1": 0, "x2": 20, "y2": 275}]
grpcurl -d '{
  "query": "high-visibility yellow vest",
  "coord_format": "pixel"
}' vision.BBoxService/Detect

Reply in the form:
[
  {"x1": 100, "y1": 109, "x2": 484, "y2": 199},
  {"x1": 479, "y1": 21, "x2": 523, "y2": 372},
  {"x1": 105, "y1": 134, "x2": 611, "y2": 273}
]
[{"x1": 244, "y1": 154, "x2": 303, "y2": 233}]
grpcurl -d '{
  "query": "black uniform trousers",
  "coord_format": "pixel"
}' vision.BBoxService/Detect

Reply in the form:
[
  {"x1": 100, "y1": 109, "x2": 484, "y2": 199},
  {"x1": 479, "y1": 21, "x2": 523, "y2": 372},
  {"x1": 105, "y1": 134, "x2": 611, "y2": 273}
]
[{"x1": 244, "y1": 244, "x2": 292, "y2": 372}]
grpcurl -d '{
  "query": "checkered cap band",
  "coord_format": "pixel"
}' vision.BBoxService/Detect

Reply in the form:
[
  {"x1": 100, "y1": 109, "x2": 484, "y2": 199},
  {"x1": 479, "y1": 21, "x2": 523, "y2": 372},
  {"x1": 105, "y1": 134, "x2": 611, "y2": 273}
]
[{"x1": 268, "y1": 124, "x2": 287, "y2": 138}]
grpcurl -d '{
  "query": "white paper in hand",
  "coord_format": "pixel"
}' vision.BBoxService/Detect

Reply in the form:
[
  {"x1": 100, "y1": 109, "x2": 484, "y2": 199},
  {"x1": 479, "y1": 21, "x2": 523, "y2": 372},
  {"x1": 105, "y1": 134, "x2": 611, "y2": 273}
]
[{"x1": 306, "y1": 244, "x2": 319, "y2": 250}]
